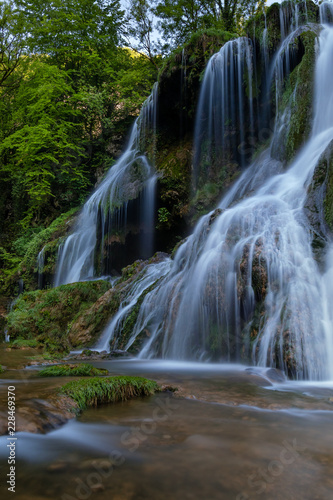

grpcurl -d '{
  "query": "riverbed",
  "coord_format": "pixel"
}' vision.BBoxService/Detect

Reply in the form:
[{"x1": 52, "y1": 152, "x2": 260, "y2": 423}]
[{"x1": 1, "y1": 349, "x2": 333, "y2": 499}]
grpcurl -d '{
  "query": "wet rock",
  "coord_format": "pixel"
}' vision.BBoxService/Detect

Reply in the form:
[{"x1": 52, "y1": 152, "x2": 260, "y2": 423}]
[
  {"x1": 90, "y1": 483, "x2": 105, "y2": 492},
  {"x1": 264, "y1": 368, "x2": 286, "y2": 383}
]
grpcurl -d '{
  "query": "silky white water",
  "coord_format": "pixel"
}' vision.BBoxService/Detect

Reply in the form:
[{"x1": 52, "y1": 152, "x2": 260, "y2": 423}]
[
  {"x1": 95, "y1": 12, "x2": 333, "y2": 380},
  {"x1": 193, "y1": 37, "x2": 254, "y2": 183},
  {"x1": 54, "y1": 84, "x2": 158, "y2": 286}
]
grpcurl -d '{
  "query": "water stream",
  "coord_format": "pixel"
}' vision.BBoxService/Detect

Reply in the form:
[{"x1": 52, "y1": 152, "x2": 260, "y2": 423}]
[
  {"x1": 1, "y1": 351, "x2": 333, "y2": 500},
  {"x1": 54, "y1": 84, "x2": 158, "y2": 286},
  {"x1": 93, "y1": 11, "x2": 333, "y2": 381}
]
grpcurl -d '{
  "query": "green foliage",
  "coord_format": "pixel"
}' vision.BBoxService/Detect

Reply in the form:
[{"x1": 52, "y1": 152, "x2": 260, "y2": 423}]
[
  {"x1": 125, "y1": 0, "x2": 159, "y2": 68},
  {"x1": 60, "y1": 375, "x2": 159, "y2": 410},
  {"x1": 157, "y1": 207, "x2": 171, "y2": 225},
  {"x1": 16, "y1": 0, "x2": 124, "y2": 75},
  {"x1": 6, "y1": 280, "x2": 111, "y2": 353},
  {"x1": 0, "y1": 0, "x2": 157, "y2": 277},
  {"x1": 0, "y1": 60, "x2": 87, "y2": 222},
  {"x1": 281, "y1": 29, "x2": 318, "y2": 162},
  {"x1": 0, "y1": 208, "x2": 78, "y2": 295},
  {"x1": 0, "y1": 0, "x2": 25, "y2": 89},
  {"x1": 38, "y1": 363, "x2": 108, "y2": 377},
  {"x1": 154, "y1": 0, "x2": 265, "y2": 51},
  {"x1": 9, "y1": 338, "x2": 39, "y2": 348},
  {"x1": 319, "y1": 143, "x2": 333, "y2": 231}
]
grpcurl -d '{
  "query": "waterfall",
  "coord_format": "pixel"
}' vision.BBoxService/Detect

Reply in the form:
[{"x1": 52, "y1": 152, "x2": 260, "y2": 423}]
[
  {"x1": 37, "y1": 246, "x2": 45, "y2": 289},
  {"x1": 193, "y1": 37, "x2": 254, "y2": 186},
  {"x1": 93, "y1": 258, "x2": 171, "y2": 352},
  {"x1": 320, "y1": 1, "x2": 333, "y2": 24},
  {"x1": 54, "y1": 84, "x2": 158, "y2": 286},
  {"x1": 180, "y1": 47, "x2": 187, "y2": 137},
  {"x1": 94, "y1": 18, "x2": 333, "y2": 381}
]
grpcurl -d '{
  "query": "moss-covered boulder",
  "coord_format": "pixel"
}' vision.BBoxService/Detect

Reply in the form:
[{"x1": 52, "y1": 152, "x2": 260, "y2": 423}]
[
  {"x1": 68, "y1": 253, "x2": 168, "y2": 350},
  {"x1": 305, "y1": 140, "x2": 333, "y2": 248},
  {"x1": 5, "y1": 280, "x2": 111, "y2": 354},
  {"x1": 271, "y1": 26, "x2": 320, "y2": 163},
  {"x1": 38, "y1": 363, "x2": 108, "y2": 377},
  {"x1": 60, "y1": 376, "x2": 159, "y2": 411}
]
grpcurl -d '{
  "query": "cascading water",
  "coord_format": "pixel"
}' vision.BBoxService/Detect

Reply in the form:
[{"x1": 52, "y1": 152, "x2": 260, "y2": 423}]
[
  {"x1": 95, "y1": 7, "x2": 333, "y2": 380},
  {"x1": 320, "y1": 0, "x2": 333, "y2": 23},
  {"x1": 193, "y1": 37, "x2": 254, "y2": 185},
  {"x1": 279, "y1": 0, "x2": 309, "y2": 40},
  {"x1": 93, "y1": 258, "x2": 172, "y2": 352},
  {"x1": 54, "y1": 84, "x2": 158, "y2": 286},
  {"x1": 37, "y1": 246, "x2": 45, "y2": 289}
]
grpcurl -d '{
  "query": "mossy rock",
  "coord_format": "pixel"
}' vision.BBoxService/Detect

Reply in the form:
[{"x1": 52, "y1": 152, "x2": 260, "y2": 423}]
[
  {"x1": 38, "y1": 363, "x2": 108, "y2": 377},
  {"x1": 272, "y1": 27, "x2": 320, "y2": 163},
  {"x1": 69, "y1": 253, "x2": 168, "y2": 350},
  {"x1": 60, "y1": 376, "x2": 159, "y2": 411},
  {"x1": 8, "y1": 338, "x2": 40, "y2": 349},
  {"x1": 5, "y1": 280, "x2": 112, "y2": 355},
  {"x1": 307, "y1": 140, "x2": 333, "y2": 234},
  {"x1": 304, "y1": 140, "x2": 333, "y2": 258}
]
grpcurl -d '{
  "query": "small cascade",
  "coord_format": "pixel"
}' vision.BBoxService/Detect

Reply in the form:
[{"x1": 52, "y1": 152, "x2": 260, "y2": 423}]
[
  {"x1": 320, "y1": 1, "x2": 333, "y2": 24},
  {"x1": 262, "y1": 11, "x2": 269, "y2": 72},
  {"x1": 303, "y1": 0, "x2": 308, "y2": 24},
  {"x1": 180, "y1": 47, "x2": 187, "y2": 137},
  {"x1": 37, "y1": 246, "x2": 45, "y2": 289},
  {"x1": 279, "y1": 1, "x2": 299, "y2": 40},
  {"x1": 7, "y1": 278, "x2": 24, "y2": 330},
  {"x1": 193, "y1": 37, "x2": 254, "y2": 186},
  {"x1": 95, "y1": 19, "x2": 333, "y2": 381},
  {"x1": 54, "y1": 84, "x2": 158, "y2": 286},
  {"x1": 279, "y1": 0, "x2": 311, "y2": 40},
  {"x1": 93, "y1": 258, "x2": 171, "y2": 352},
  {"x1": 271, "y1": 27, "x2": 301, "y2": 108}
]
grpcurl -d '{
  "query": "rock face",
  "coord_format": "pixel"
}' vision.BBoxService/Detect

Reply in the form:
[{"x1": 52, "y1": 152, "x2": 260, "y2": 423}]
[
  {"x1": 271, "y1": 26, "x2": 321, "y2": 163},
  {"x1": 305, "y1": 140, "x2": 333, "y2": 261}
]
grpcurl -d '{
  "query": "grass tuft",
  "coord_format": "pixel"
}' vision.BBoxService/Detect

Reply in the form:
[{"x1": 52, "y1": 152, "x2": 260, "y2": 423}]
[
  {"x1": 38, "y1": 363, "x2": 108, "y2": 378},
  {"x1": 60, "y1": 376, "x2": 159, "y2": 410},
  {"x1": 9, "y1": 338, "x2": 39, "y2": 349}
]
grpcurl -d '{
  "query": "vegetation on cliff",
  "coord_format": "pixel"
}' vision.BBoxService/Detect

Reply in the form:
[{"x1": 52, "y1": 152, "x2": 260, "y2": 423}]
[{"x1": 5, "y1": 280, "x2": 111, "y2": 354}]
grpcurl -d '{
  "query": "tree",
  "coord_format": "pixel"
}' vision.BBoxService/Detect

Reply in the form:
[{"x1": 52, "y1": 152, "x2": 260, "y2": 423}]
[
  {"x1": 124, "y1": 0, "x2": 160, "y2": 68},
  {"x1": 0, "y1": 1, "x2": 25, "y2": 89},
  {"x1": 15, "y1": 0, "x2": 125, "y2": 79},
  {"x1": 153, "y1": 0, "x2": 266, "y2": 49},
  {"x1": 0, "y1": 60, "x2": 87, "y2": 222},
  {"x1": 0, "y1": 0, "x2": 157, "y2": 228}
]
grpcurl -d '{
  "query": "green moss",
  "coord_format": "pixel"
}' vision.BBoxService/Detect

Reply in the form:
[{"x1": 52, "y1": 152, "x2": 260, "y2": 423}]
[
  {"x1": 281, "y1": 29, "x2": 319, "y2": 161},
  {"x1": 60, "y1": 376, "x2": 159, "y2": 411},
  {"x1": 9, "y1": 338, "x2": 40, "y2": 349},
  {"x1": 6, "y1": 280, "x2": 111, "y2": 354},
  {"x1": 38, "y1": 363, "x2": 108, "y2": 377},
  {"x1": 0, "y1": 208, "x2": 79, "y2": 295},
  {"x1": 246, "y1": 2, "x2": 282, "y2": 53},
  {"x1": 321, "y1": 144, "x2": 333, "y2": 230}
]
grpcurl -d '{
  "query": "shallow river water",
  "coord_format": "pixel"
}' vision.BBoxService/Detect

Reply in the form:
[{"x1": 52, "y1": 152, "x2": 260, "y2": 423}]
[{"x1": 1, "y1": 353, "x2": 333, "y2": 500}]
